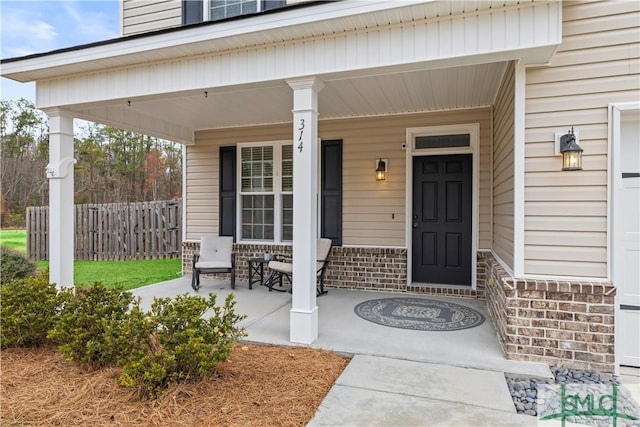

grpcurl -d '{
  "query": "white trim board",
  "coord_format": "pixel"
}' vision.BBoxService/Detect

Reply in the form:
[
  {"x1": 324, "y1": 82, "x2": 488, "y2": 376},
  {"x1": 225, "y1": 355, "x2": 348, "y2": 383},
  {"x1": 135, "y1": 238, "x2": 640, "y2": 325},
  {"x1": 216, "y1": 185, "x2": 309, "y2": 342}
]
[{"x1": 513, "y1": 63, "x2": 525, "y2": 278}]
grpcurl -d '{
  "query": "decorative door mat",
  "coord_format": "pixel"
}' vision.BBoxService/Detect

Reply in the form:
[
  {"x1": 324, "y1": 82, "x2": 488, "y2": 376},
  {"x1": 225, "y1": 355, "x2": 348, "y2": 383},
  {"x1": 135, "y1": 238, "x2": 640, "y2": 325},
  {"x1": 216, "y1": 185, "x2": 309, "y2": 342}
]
[{"x1": 354, "y1": 297, "x2": 485, "y2": 331}]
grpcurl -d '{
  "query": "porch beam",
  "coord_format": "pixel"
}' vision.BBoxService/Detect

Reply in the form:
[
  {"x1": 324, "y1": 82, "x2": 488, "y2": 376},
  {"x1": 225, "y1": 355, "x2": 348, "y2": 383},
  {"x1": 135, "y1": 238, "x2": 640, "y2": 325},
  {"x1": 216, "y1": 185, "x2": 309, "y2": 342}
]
[
  {"x1": 287, "y1": 76, "x2": 324, "y2": 344},
  {"x1": 43, "y1": 108, "x2": 75, "y2": 288}
]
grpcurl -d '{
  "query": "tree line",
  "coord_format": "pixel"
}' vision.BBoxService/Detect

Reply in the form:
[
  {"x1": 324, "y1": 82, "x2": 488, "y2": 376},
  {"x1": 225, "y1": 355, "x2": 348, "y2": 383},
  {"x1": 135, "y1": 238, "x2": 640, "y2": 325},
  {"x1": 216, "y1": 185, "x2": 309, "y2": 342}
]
[{"x1": 1, "y1": 99, "x2": 182, "y2": 228}]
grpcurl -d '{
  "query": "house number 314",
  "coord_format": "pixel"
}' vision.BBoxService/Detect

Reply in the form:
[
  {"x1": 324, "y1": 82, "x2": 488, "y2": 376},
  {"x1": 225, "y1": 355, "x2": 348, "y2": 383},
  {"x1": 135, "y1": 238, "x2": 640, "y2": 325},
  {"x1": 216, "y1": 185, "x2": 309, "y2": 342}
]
[{"x1": 297, "y1": 119, "x2": 305, "y2": 152}]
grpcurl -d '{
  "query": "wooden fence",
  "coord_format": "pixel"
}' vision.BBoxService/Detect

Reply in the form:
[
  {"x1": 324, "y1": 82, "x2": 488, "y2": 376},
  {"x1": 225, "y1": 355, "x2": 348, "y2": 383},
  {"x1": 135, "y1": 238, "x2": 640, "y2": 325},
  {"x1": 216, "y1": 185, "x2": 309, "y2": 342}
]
[{"x1": 26, "y1": 199, "x2": 182, "y2": 261}]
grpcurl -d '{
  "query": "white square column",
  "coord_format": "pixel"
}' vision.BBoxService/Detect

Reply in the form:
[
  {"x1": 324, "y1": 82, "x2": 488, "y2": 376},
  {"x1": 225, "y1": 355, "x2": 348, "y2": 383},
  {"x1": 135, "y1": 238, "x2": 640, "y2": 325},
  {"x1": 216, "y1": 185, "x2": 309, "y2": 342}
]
[
  {"x1": 287, "y1": 77, "x2": 324, "y2": 344},
  {"x1": 43, "y1": 108, "x2": 76, "y2": 288}
]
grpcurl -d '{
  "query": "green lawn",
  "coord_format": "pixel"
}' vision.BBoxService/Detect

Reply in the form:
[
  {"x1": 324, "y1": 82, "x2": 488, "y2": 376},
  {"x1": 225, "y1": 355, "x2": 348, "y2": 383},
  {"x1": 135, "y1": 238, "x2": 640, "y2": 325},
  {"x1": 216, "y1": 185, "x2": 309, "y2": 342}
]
[
  {"x1": 0, "y1": 229, "x2": 27, "y2": 253},
  {"x1": 1, "y1": 229, "x2": 182, "y2": 290}
]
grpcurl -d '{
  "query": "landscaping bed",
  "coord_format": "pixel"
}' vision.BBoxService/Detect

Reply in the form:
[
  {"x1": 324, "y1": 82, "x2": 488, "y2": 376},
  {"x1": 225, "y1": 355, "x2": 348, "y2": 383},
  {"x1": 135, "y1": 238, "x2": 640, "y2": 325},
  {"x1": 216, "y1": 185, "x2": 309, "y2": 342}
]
[{"x1": 0, "y1": 342, "x2": 349, "y2": 426}]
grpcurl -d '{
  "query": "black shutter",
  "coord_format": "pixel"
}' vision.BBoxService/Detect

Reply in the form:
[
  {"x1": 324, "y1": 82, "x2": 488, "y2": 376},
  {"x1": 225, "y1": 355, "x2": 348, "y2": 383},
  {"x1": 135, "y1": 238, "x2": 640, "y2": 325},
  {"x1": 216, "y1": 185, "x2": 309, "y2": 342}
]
[
  {"x1": 182, "y1": 0, "x2": 203, "y2": 25},
  {"x1": 321, "y1": 140, "x2": 342, "y2": 246},
  {"x1": 219, "y1": 146, "x2": 236, "y2": 239}
]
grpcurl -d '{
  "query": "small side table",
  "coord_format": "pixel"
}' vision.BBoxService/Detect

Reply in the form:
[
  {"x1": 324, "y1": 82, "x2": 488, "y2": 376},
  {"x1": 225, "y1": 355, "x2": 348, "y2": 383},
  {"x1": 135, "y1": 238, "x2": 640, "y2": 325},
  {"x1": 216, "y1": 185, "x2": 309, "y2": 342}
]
[{"x1": 247, "y1": 257, "x2": 270, "y2": 290}]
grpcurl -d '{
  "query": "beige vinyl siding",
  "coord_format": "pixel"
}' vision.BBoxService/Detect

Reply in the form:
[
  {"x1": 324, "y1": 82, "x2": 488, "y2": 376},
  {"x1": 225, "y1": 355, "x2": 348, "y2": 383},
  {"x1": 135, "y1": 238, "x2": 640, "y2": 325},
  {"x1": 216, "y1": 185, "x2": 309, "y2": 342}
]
[
  {"x1": 186, "y1": 108, "x2": 492, "y2": 248},
  {"x1": 122, "y1": 0, "x2": 181, "y2": 36},
  {"x1": 523, "y1": 0, "x2": 640, "y2": 278},
  {"x1": 492, "y1": 61, "x2": 516, "y2": 270}
]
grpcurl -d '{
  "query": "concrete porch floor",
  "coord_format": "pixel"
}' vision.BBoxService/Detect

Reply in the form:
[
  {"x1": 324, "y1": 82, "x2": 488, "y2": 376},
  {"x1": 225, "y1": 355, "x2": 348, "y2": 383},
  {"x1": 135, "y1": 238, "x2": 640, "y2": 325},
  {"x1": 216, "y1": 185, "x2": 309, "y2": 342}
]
[{"x1": 132, "y1": 277, "x2": 550, "y2": 378}]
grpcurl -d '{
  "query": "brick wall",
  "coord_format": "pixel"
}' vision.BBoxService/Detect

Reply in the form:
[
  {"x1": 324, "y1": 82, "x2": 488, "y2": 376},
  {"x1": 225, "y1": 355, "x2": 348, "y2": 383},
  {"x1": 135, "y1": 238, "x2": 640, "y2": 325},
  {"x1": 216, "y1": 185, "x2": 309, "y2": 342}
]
[
  {"x1": 407, "y1": 251, "x2": 487, "y2": 298},
  {"x1": 183, "y1": 242, "x2": 490, "y2": 297},
  {"x1": 323, "y1": 247, "x2": 407, "y2": 291},
  {"x1": 483, "y1": 252, "x2": 616, "y2": 373},
  {"x1": 183, "y1": 242, "x2": 407, "y2": 291},
  {"x1": 183, "y1": 241, "x2": 293, "y2": 282}
]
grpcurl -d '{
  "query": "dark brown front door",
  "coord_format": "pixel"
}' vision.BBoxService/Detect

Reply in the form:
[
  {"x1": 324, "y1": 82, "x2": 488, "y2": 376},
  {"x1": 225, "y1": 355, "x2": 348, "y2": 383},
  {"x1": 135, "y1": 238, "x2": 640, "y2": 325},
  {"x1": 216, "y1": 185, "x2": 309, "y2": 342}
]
[{"x1": 412, "y1": 154, "x2": 472, "y2": 285}]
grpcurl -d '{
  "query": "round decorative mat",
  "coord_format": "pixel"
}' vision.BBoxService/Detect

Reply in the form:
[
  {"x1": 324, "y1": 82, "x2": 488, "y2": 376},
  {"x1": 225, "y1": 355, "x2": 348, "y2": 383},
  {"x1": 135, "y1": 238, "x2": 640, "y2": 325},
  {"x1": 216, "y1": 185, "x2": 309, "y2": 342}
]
[{"x1": 354, "y1": 297, "x2": 485, "y2": 331}]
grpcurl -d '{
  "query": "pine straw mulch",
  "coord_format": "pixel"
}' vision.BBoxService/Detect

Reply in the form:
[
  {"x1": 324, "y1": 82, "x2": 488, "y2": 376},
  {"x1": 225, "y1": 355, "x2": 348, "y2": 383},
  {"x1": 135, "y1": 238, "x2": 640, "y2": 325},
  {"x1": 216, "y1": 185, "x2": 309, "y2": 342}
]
[{"x1": 0, "y1": 342, "x2": 350, "y2": 427}]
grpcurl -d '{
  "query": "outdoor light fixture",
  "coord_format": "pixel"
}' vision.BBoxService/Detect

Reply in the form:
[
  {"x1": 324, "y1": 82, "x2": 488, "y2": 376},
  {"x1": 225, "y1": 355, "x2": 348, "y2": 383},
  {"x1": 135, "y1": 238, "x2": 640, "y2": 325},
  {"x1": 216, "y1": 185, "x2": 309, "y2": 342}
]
[
  {"x1": 559, "y1": 127, "x2": 583, "y2": 171},
  {"x1": 376, "y1": 158, "x2": 387, "y2": 181}
]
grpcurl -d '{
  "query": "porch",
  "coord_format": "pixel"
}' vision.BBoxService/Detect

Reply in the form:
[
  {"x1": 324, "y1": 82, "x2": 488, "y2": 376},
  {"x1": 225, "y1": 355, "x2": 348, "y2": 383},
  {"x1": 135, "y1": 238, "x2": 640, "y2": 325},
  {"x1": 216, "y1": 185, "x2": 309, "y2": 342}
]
[
  {"x1": 5, "y1": 0, "x2": 625, "y2": 373},
  {"x1": 132, "y1": 276, "x2": 550, "y2": 378}
]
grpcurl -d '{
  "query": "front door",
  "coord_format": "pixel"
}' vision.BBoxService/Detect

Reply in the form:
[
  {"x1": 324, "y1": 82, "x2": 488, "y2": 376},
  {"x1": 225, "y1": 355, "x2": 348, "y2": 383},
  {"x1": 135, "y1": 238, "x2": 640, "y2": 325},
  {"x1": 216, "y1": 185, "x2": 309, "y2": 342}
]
[{"x1": 412, "y1": 154, "x2": 472, "y2": 285}]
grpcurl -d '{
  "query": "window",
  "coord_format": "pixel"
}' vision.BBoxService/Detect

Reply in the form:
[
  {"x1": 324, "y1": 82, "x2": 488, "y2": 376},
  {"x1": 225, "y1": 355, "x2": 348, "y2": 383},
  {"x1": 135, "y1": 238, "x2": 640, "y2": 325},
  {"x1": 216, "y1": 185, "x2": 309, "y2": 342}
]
[
  {"x1": 183, "y1": 1, "x2": 287, "y2": 25},
  {"x1": 210, "y1": 0, "x2": 256, "y2": 21},
  {"x1": 238, "y1": 142, "x2": 292, "y2": 242},
  {"x1": 204, "y1": 0, "x2": 285, "y2": 22},
  {"x1": 415, "y1": 134, "x2": 470, "y2": 149}
]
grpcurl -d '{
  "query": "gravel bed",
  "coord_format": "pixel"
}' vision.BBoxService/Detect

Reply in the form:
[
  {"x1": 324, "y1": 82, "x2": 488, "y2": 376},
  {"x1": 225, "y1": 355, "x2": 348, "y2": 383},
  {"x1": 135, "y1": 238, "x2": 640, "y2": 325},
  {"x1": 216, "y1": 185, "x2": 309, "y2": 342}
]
[{"x1": 506, "y1": 367, "x2": 640, "y2": 427}]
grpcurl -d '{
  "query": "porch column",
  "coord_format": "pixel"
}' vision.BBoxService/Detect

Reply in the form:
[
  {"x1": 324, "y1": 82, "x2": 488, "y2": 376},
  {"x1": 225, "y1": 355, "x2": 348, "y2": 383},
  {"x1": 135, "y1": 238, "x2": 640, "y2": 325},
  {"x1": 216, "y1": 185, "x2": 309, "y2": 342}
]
[
  {"x1": 287, "y1": 77, "x2": 324, "y2": 344},
  {"x1": 43, "y1": 108, "x2": 75, "y2": 288}
]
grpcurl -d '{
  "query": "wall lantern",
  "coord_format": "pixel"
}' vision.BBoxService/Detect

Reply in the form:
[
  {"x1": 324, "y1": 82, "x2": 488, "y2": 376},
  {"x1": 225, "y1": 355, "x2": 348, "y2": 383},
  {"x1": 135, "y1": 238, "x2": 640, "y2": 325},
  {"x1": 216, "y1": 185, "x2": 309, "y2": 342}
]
[
  {"x1": 559, "y1": 128, "x2": 583, "y2": 171},
  {"x1": 376, "y1": 158, "x2": 387, "y2": 181}
]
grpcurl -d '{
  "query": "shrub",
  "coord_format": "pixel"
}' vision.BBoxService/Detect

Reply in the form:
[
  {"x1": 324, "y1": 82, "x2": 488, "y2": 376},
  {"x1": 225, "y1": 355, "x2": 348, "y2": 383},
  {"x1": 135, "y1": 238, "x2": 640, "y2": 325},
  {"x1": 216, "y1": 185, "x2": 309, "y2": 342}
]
[
  {"x1": 0, "y1": 274, "x2": 58, "y2": 348},
  {"x1": 48, "y1": 283, "x2": 140, "y2": 367},
  {"x1": 0, "y1": 246, "x2": 36, "y2": 285},
  {"x1": 119, "y1": 293, "x2": 246, "y2": 397}
]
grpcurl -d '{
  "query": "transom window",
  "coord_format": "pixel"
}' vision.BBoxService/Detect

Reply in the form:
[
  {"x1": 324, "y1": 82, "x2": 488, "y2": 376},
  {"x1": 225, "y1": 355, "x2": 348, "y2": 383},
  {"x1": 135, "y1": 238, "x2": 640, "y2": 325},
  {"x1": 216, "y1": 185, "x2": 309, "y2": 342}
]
[
  {"x1": 238, "y1": 142, "x2": 292, "y2": 242},
  {"x1": 415, "y1": 134, "x2": 470, "y2": 149}
]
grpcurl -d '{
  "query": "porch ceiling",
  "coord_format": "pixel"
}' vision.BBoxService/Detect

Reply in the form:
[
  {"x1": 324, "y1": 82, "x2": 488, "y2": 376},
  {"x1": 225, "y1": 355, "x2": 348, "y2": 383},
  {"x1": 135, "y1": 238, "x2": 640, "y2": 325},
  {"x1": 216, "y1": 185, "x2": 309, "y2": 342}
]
[{"x1": 73, "y1": 61, "x2": 507, "y2": 141}]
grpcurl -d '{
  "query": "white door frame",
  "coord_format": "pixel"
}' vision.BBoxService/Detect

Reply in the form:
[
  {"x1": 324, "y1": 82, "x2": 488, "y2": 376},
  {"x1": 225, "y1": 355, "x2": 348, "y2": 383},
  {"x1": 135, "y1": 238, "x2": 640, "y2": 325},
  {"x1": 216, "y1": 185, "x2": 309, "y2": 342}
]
[
  {"x1": 609, "y1": 101, "x2": 640, "y2": 373},
  {"x1": 405, "y1": 124, "x2": 480, "y2": 289}
]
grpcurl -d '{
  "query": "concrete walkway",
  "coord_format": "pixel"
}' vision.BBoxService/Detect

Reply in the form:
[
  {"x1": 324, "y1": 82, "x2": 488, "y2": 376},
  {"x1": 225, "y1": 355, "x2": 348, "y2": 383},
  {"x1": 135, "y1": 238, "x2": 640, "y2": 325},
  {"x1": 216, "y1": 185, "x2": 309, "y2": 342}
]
[
  {"x1": 132, "y1": 278, "x2": 639, "y2": 426},
  {"x1": 309, "y1": 355, "x2": 536, "y2": 427}
]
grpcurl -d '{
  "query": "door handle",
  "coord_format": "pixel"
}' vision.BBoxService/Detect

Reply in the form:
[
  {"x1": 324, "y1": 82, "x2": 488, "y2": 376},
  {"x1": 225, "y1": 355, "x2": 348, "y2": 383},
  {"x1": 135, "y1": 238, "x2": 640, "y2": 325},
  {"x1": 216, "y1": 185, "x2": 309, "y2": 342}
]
[{"x1": 413, "y1": 222, "x2": 418, "y2": 229}]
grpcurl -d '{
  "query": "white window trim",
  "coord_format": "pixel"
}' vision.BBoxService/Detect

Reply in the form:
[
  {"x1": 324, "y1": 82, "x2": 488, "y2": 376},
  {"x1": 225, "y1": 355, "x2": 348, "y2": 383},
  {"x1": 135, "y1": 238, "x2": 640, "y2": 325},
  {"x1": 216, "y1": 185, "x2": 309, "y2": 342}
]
[
  {"x1": 236, "y1": 140, "x2": 292, "y2": 243},
  {"x1": 405, "y1": 123, "x2": 480, "y2": 289}
]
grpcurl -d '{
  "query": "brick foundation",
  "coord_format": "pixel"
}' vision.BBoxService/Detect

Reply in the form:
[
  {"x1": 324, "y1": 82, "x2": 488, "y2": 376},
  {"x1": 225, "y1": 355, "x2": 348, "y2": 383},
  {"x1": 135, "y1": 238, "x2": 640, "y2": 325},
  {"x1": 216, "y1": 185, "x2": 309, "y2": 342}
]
[
  {"x1": 183, "y1": 242, "x2": 485, "y2": 297},
  {"x1": 407, "y1": 251, "x2": 487, "y2": 298},
  {"x1": 183, "y1": 241, "x2": 293, "y2": 282},
  {"x1": 482, "y1": 252, "x2": 616, "y2": 373},
  {"x1": 183, "y1": 242, "x2": 407, "y2": 291},
  {"x1": 322, "y1": 246, "x2": 407, "y2": 291}
]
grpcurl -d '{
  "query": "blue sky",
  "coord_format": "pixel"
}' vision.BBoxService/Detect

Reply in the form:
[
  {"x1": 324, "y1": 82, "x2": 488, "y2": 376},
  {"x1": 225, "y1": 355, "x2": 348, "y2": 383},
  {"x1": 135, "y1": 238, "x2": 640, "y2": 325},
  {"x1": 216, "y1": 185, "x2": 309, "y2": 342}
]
[{"x1": 1, "y1": 0, "x2": 120, "y2": 102}]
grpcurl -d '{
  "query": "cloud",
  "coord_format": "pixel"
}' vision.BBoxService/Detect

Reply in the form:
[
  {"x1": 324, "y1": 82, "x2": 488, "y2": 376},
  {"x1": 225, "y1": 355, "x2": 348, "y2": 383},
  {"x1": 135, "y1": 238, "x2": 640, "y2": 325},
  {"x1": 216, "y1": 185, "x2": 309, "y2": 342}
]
[
  {"x1": 0, "y1": 5, "x2": 59, "y2": 56},
  {"x1": 1, "y1": 1, "x2": 119, "y2": 59},
  {"x1": 1, "y1": 0, "x2": 119, "y2": 101}
]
